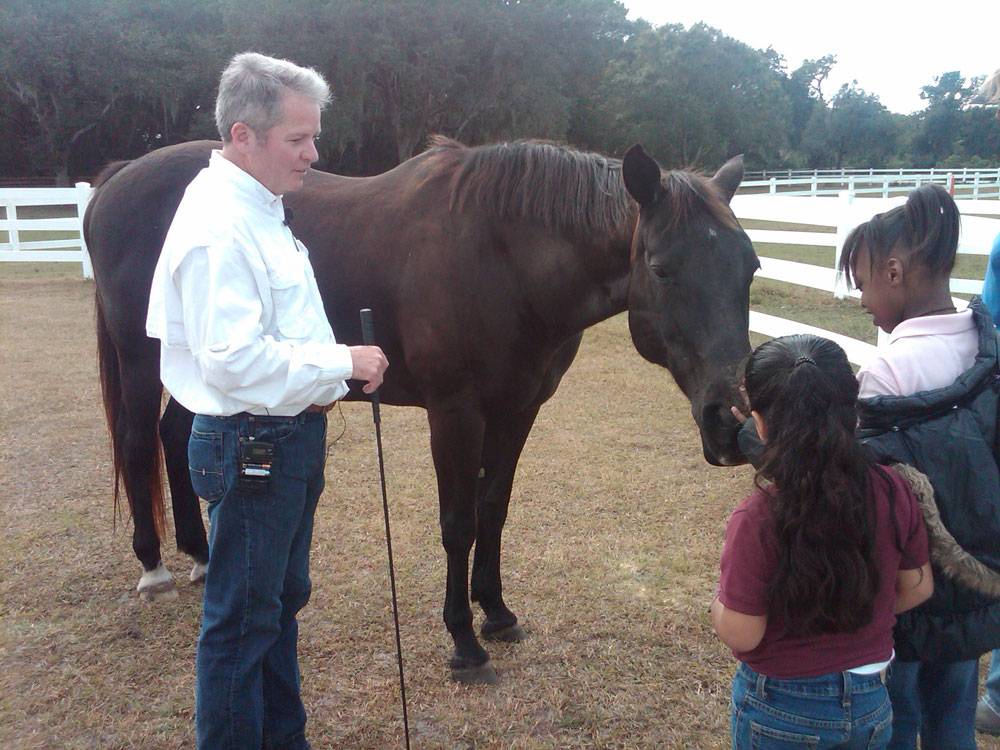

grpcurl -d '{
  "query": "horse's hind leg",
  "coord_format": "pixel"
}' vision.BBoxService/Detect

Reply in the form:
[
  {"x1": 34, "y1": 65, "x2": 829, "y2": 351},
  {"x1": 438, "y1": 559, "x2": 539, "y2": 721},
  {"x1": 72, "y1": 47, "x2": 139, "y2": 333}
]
[
  {"x1": 159, "y1": 397, "x2": 208, "y2": 582},
  {"x1": 470, "y1": 406, "x2": 540, "y2": 644},
  {"x1": 119, "y1": 355, "x2": 177, "y2": 600}
]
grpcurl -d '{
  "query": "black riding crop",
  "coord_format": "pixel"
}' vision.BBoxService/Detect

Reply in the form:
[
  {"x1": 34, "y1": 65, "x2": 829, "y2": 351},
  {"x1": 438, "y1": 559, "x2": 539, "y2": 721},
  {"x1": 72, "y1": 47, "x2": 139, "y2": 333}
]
[{"x1": 360, "y1": 308, "x2": 411, "y2": 750}]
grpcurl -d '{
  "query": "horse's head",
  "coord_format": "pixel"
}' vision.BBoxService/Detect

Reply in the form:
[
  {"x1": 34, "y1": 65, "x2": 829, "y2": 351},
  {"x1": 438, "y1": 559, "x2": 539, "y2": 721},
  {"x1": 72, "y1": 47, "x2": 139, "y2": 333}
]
[{"x1": 622, "y1": 145, "x2": 759, "y2": 466}]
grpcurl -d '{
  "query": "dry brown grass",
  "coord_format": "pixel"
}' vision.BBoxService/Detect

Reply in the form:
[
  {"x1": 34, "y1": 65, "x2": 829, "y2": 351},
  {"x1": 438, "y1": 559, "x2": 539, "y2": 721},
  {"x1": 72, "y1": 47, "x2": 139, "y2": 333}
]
[{"x1": 1, "y1": 268, "x2": 997, "y2": 749}]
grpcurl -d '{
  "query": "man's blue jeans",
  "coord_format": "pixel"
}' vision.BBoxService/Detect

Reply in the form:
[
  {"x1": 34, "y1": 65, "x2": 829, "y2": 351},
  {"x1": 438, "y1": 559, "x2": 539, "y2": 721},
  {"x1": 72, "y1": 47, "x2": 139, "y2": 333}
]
[
  {"x1": 189, "y1": 411, "x2": 327, "y2": 750},
  {"x1": 886, "y1": 659, "x2": 978, "y2": 750},
  {"x1": 985, "y1": 650, "x2": 1000, "y2": 715},
  {"x1": 731, "y1": 662, "x2": 892, "y2": 749}
]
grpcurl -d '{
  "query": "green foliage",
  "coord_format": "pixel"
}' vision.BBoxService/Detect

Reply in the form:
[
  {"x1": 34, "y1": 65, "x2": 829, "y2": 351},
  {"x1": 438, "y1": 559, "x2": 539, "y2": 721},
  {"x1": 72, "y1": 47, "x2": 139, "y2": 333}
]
[
  {"x1": 581, "y1": 22, "x2": 792, "y2": 169},
  {"x1": 914, "y1": 71, "x2": 982, "y2": 166},
  {"x1": 1, "y1": 0, "x2": 997, "y2": 180}
]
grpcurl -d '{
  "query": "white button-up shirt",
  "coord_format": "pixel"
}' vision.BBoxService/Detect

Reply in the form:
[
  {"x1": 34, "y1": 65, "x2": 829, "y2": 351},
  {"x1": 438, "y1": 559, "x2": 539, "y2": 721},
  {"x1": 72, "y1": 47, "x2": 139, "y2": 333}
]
[{"x1": 146, "y1": 151, "x2": 353, "y2": 416}]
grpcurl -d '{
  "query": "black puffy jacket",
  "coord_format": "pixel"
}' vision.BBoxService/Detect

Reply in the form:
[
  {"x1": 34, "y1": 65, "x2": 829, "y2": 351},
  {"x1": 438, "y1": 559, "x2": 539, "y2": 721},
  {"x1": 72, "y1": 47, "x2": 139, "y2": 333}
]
[{"x1": 858, "y1": 297, "x2": 1000, "y2": 662}]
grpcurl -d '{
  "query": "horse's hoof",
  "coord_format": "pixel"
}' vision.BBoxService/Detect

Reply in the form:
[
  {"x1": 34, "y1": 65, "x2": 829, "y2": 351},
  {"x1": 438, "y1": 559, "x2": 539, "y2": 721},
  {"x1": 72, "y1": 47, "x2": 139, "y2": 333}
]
[
  {"x1": 481, "y1": 621, "x2": 528, "y2": 643},
  {"x1": 450, "y1": 661, "x2": 499, "y2": 686},
  {"x1": 137, "y1": 562, "x2": 177, "y2": 601},
  {"x1": 189, "y1": 562, "x2": 208, "y2": 583}
]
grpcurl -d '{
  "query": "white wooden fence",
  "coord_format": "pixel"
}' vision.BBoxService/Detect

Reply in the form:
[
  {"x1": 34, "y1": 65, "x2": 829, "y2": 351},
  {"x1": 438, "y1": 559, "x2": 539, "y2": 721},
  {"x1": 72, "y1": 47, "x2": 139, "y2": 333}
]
[
  {"x1": 742, "y1": 167, "x2": 1000, "y2": 199},
  {"x1": 3, "y1": 177, "x2": 1000, "y2": 366},
  {"x1": 0, "y1": 183, "x2": 93, "y2": 278},
  {"x1": 737, "y1": 191, "x2": 1000, "y2": 363}
]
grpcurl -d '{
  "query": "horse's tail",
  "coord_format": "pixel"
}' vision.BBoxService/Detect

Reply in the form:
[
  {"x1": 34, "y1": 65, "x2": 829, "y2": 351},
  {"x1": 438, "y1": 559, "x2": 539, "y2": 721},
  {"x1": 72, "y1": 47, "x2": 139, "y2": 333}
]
[
  {"x1": 92, "y1": 222, "x2": 168, "y2": 541},
  {"x1": 92, "y1": 159, "x2": 133, "y2": 190}
]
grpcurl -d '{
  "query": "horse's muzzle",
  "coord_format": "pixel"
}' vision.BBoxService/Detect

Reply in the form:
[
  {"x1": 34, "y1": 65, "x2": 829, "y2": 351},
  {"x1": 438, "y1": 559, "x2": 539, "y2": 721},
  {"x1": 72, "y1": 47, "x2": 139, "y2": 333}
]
[{"x1": 698, "y1": 401, "x2": 747, "y2": 467}]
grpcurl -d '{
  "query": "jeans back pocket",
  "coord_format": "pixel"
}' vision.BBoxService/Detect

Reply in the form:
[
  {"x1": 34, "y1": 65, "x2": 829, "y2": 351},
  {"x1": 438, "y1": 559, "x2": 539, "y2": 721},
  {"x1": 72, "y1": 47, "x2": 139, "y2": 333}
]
[{"x1": 188, "y1": 430, "x2": 226, "y2": 502}]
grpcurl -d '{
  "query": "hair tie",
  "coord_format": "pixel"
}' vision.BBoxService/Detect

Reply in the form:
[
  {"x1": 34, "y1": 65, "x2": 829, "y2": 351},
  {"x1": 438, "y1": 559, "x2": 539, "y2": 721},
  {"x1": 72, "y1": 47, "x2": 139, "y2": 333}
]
[{"x1": 793, "y1": 356, "x2": 816, "y2": 367}]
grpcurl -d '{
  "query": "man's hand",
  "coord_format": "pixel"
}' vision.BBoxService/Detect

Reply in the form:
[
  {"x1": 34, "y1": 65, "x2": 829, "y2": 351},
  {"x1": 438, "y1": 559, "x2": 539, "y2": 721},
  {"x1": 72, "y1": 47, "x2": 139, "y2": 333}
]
[{"x1": 349, "y1": 345, "x2": 389, "y2": 394}]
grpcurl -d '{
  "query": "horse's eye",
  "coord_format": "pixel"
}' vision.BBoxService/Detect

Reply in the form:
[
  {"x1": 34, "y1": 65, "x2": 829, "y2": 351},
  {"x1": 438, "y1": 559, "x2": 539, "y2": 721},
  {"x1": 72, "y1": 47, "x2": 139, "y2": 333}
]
[{"x1": 649, "y1": 264, "x2": 673, "y2": 283}]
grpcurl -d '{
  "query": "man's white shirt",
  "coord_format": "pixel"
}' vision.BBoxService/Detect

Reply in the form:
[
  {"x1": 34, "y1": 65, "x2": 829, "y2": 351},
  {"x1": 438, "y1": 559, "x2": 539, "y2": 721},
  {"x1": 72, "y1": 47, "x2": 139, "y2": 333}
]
[{"x1": 146, "y1": 151, "x2": 353, "y2": 416}]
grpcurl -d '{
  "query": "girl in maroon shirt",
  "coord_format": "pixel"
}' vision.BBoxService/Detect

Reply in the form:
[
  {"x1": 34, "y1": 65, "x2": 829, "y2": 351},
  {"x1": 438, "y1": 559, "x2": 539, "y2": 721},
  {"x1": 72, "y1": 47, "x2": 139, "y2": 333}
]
[{"x1": 713, "y1": 334, "x2": 932, "y2": 749}]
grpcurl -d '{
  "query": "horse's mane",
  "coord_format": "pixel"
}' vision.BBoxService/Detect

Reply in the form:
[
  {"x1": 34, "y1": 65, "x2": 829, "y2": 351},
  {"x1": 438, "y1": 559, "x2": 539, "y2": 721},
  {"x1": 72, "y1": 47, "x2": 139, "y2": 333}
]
[
  {"x1": 428, "y1": 135, "x2": 740, "y2": 239},
  {"x1": 431, "y1": 136, "x2": 631, "y2": 240}
]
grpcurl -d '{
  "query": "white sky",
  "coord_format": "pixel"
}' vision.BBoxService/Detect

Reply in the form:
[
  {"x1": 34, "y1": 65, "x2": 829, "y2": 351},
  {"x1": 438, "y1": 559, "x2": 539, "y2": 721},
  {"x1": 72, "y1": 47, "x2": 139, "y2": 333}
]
[{"x1": 621, "y1": 0, "x2": 998, "y2": 115}]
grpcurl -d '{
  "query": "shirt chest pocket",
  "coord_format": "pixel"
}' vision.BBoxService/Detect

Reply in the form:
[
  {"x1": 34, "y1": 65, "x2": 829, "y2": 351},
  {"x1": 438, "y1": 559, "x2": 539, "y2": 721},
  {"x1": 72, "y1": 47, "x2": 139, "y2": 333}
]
[{"x1": 267, "y1": 254, "x2": 322, "y2": 340}]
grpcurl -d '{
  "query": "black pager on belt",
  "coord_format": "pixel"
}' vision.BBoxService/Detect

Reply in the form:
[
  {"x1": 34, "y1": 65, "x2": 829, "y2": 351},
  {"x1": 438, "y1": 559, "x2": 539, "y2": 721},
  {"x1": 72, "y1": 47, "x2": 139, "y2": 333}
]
[{"x1": 240, "y1": 439, "x2": 274, "y2": 492}]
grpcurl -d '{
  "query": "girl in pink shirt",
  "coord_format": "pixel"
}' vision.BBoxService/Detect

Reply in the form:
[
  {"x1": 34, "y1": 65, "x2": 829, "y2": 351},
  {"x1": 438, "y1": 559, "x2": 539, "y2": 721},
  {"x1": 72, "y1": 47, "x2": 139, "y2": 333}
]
[
  {"x1": 839, "y1": 184, "x2": 994, "y2": 750},
  {"x1": 714, "y1": 333, "x2": 932, "y2": 750}
]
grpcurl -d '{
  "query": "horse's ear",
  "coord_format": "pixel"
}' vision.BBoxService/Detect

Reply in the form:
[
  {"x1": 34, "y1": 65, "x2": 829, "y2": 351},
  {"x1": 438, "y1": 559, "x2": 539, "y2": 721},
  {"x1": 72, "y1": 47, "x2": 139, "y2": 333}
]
[
  {"x1": 622, "y1": 144, "x2": 662, "y2": 207},
  {"x1": 713, "y1": 154, "x2": 744, "y2": 204}
]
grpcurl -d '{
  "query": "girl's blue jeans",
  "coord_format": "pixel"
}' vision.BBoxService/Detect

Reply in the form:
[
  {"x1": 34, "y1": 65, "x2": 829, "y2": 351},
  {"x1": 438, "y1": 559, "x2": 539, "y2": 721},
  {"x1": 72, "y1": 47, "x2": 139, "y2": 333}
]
[
  {"x1": 189, "y1": 411, "x2": 327, "y2": 750},
  {"x1": 731, "y1": 661, "x2": 893, "y2": 749}
]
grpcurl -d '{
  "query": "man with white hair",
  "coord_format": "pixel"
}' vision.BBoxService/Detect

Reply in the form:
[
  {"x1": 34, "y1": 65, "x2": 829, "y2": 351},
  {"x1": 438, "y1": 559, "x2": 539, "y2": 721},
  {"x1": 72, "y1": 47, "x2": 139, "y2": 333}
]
[{"x1": 146, "y1": 52, "x2": 388, "y2": 749}]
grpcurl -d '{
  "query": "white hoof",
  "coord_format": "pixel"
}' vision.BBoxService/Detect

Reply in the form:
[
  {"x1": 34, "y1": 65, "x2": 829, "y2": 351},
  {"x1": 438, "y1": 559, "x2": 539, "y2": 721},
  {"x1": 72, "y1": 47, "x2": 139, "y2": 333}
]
[
  {"x1": 137, "y1": 562, "x2": 177, "y2": 601},
  {"x1": 189, "y1": 562, "x2": 208, "y2": 583}
]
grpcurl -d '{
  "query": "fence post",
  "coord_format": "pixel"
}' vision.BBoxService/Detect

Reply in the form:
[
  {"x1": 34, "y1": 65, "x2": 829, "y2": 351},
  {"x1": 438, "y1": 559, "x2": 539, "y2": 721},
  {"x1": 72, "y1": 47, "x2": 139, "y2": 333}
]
[
  {"x1": 7, "y1": 199, "x2": 19, "y2": 253},
  {"x1": 75, "y1": 182, "x2": 94, "y2": 279},
  {"x1": 882, "y1": 178, "x2": 889, "y2": 199},
  {"x1": 946, "y1": 173, "x2": 955, "y2": 196},
  {"x1": 974, "y1": 173, "x2": 981, "y2": 200},
  {"x1": 833, "y1": 190, "x2": 855, "y2": 300},
  {"x1": 769, "y1": 177, "x2": 777, "y2": 195},
  {"x1": 811, "y1": 175, "x2": 817, "y2": 196}
]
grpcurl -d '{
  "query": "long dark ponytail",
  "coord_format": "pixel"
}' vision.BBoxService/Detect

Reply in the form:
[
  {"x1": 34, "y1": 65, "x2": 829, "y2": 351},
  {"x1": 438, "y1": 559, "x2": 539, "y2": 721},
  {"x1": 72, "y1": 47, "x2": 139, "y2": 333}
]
[{"x1": 745, "y1": 334, "x2": 889, "y2": 636}]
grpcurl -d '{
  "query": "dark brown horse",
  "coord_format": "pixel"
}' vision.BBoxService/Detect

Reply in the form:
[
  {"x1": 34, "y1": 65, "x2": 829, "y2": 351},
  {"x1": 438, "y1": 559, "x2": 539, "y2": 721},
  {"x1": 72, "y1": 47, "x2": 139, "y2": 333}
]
[{"x1": 84, "y1": 136, "x2": 758, "y2": 684}]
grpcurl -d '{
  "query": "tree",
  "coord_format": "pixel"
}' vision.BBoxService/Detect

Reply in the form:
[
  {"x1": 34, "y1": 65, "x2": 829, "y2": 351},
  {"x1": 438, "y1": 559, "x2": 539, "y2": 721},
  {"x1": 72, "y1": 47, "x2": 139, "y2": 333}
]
[
  {"x1": 782, "y1": 55, "x2": 836, "y2": 152},
  {"x1": 827, "y1": 83, "x2": 897, "y2": 168},
  {"x1": 959, "y1": 106, "x2": 1000, "y2": 162},
  {"x1": 586, "y1": 22, "x2": 791, "y2": 169},
  {"x1": 0, "y1": 0, "x2": 130, "y2": 182},
  {"x1": 0, "y1": 0, "x2": 225, "y2": 180},
  {"x1": 914, "y1": 71, "x2": 976, "y2": 165}
]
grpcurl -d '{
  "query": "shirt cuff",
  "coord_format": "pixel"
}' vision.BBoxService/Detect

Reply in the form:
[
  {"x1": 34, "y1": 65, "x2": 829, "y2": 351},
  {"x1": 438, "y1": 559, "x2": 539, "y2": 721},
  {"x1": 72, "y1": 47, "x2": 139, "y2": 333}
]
[{"x1": 318, "y1": 342, "x2": 354, "y2": 383}]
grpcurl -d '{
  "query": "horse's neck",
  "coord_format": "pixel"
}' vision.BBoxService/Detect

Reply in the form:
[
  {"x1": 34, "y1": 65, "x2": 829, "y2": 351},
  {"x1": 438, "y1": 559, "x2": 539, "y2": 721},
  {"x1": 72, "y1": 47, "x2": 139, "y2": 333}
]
[{"x1": 526, "y1": 213, "x2": 637, "y2": 340}]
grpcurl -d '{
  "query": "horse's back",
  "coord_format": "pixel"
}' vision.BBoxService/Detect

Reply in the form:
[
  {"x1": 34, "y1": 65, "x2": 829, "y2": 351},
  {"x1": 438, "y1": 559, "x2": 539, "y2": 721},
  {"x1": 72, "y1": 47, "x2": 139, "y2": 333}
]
[
  {"x1": 86, "y1": 141, "x2": 218, "y2": 344},
  {"x1": 86, "y1": 141, "x2": 219, "y2": 272}
]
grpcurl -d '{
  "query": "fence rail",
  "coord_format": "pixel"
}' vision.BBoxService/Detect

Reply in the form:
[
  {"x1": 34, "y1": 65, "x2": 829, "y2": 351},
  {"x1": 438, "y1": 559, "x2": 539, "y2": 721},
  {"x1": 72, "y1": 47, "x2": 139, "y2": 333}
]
[
  {"x1": 742, "y1": 169, "x2": 1000, "y2": 199},
  {"x1": 736, "y1": 190, "x2": 1000, "y2": 362},
  {"x1": 745, "y1": 166, "x2": 1000, "y2": 181},
  {"x1": 3, "y1": 173, "x2": 999, "y2": 366},
  {"x1": 0, "y1": 183, "x2": 93, "y2": 278}
]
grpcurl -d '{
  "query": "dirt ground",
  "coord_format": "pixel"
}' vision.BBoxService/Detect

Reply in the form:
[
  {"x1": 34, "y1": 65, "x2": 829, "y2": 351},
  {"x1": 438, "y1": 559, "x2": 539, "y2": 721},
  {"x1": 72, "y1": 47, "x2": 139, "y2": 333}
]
[{"x1": 1, "y1": 268, "x2": 997, "y2": 749}]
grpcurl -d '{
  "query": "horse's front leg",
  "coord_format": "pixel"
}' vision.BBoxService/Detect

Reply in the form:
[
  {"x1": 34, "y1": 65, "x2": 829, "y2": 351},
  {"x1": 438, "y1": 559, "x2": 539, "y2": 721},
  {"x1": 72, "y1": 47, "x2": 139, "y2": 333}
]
[
  {"x1": 426, "y1": 400, "x2": 496, "y2": 684},
  {"x1": 470, "y1": 405, "x2": 540, "y2": 643}
]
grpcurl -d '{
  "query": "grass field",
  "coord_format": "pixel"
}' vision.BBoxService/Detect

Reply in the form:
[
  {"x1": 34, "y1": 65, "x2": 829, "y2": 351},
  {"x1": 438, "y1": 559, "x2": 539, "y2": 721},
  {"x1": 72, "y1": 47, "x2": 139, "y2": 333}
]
[{"x1": 1, "y1": 237, "x2": 997, "y2": 748}]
